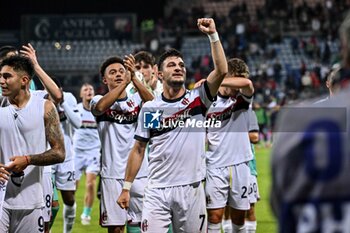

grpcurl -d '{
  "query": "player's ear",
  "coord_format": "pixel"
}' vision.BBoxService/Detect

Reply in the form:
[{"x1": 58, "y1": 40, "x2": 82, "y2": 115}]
[
  {"x1": 21, "y1": 75, "x2": 30, "y2": 87},
  {"x1": 102, "y1": 76, "x2": 107, "y2": 85},
  {"x1": 158, "y1": 70, "x2": 163, "y2": 81}
]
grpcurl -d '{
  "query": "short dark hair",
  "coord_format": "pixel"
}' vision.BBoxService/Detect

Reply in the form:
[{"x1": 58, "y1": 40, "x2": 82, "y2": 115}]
[
  {"x1": 134, "y1": 51, "x2": 155, "y2": 66},
  {"x1": 157, "y1": 48, "x2": 183, "y2": 71},
  {"x1": 0, "y1": 55, "x2": 34, "y2": 79},
  {"x1": 100, "y1": 56, "x2": 124, "y2": 77},
  {"x1": 0, "y1": 45, "x2": 17, "y2": 60},
  {"x1": 227, "y1": 58, "x2": 249, "y2": 78}
]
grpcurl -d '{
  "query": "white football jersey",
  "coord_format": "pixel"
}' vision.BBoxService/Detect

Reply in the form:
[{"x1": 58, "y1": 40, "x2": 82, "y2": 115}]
[
  {"x1": 91, "y1": 92, "x2": 147, "y2": 179},
  {"x1": 134, "y1": 82, "x2": 214, "y2": 188},
  {"x1": 73, "y1": 103, "x2": 100, "y2": 151},
  {"x1": 206, "y1": 93, "x2": 253, "y2": 169},
  {"x1": 0, "y1": 94, "x2": 46, "y2": 209}
]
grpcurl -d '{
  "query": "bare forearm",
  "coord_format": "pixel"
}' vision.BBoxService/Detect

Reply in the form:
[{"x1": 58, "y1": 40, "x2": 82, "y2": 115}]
[
  {"x1": 221, "y1": 77, "x2": 254, "y2": 96},
  {"x1": 207, "y1": 39, "x2": 228, "y2": 96},
  {"x1": 132, "y1": 76, "x2": 154, "y2": 102},
  {"x1": 94, "y1": 83, "x2": 128, "y2": 115},
  {"x1": 125, "y1": 148, "x2": 144, "y2": 182},
  {"x1": 34, "y1": 64, "x2": 63, "y2": 103},
  {"x1": 211, "y1": 40, "x2": 227, "y2": 78},
  {"x1": 29, "y1": 148, "x2": 65, "y2": 166}
]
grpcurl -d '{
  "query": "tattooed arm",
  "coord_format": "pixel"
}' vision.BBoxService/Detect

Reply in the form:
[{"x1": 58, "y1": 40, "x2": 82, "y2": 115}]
[{"x1": 7, "y1": 100, "x2": 65, "y2": 172}]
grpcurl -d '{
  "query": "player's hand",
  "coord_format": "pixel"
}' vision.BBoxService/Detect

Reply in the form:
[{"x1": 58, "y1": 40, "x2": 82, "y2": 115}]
[
  {"x1": 149, "y1": 64, "x2": 159, "y2": 87},
  {"x1": 7, "y1": 156, "x2": 29, "y2": 173},
  {"x1": 197, "y1": 18, "x2": 216, "y2": 35},
  {"x1": 20, "y1": 43, "x2": 39, "y2": 67},
  {"x1": 124, "y1": 54, "x2": 136, "y2": 82},
  {"x1": 117, "y1": 189, "x2": 130, "y2": 209},
  {"x1": 193, "y1": 79, "x2": 206, "y2": 88},
  {"x1": 0, "y1": 163, "x2": 10, "y2": 184}
]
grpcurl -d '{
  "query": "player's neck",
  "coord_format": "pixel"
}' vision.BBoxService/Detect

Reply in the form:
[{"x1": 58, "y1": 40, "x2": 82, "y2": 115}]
[
  {"x1": 9, "y1": 89, "x2": 31, "y2": 109},
  {"x1": 163, "y1": 86, "x2": 185, "y2": 100},
  {"x1": 82, "y1": 99, "x2": 91, "y2": 111}
]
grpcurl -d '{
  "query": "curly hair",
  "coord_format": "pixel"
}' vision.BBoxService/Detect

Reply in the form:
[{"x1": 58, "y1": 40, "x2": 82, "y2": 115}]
[
  {"x1": 227, "y1": 58, "x2": 249, "y2": 78},
  {"x1": 99, "y1": 56, "x2": 124, "y2": 77}
]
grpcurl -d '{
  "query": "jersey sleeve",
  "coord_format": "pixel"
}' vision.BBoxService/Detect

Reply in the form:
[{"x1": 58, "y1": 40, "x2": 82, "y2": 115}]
[
  {"x1": 61, "y1": 92, "x2": 82, "y2": 129},
  {"x1": 197, "y1": 81, "x2": 216, "y2": 108},
  {"x1": 134, "y1": 103, "x2": 150, "y2": 143},
  {"x1": 90, "y1": 95, "x2": 103, "y2": 116},
  {"x1": 248, "y1": 109, "x2": 259, "y2": 132}
]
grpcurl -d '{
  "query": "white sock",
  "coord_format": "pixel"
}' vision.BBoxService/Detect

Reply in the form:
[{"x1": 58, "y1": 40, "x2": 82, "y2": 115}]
[
  {"x1": 208, "y1": 222, "x2": 221, "y2": 233},
  {"x1": 222, "y1": 219, "x2": 231, "y2": 226},
  {"x1": 63, "y1": 203, "x2": 76, "y2": 233},
  {"x1": 222, "y1": 219, "x2": 232, "y2": 232},
  {"x1": 245, "y1": 220, "x2": 257, "y2": 233},
  {"x1": 232, "y1": 223, "x2": 246, "y2": 233}
]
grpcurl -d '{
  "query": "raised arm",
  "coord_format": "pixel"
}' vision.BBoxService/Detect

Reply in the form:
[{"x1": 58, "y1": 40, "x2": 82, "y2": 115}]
[
  {"x1": 198, "y1": 18, "x2": 227, "y2": 97},
  {"x1": 61, "y1": 92, "x2": 82, "y2": 129},
  {"x1": 91, "y1": 77, "x2": 130, "y2": 116},
  {"x1": 124, "y1": 54, "x2": 154, "y2": 102},
  {"x1": 20, "y1": 43, "x2": 63, "y2": 103},
  {"x1": 7, "y1": 100, "x2": 65, "y2": 172},
  {"x1": 117, "y1": 140, "x2": 147, "y2": 209},
  {"x1": 221, "y1": 77, "x2": 254, "y2": 96}
]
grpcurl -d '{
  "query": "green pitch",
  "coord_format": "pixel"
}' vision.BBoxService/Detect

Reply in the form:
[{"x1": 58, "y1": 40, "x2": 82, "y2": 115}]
[{"x1": 51, "y1": 147, "x2": 277, "y2": 232}]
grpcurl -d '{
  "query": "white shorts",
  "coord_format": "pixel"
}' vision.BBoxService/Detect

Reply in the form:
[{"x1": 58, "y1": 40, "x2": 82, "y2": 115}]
[
  {"x1": 141, "y1": 182, "x2": 207, "y2": 233},
  {"x1": 53, "y1": 135, "x2": 76, "y2": 191},
  {"x1": 42, "y1": 172, "x2": 53, "y2": 222},
  {"x1": 52, "y1": 158, "x2": 76, "y2": 191},
  {"x1": 248, "y1": 175, "x2": 260, "y2": 204},
  {"x1": 205, "y1": 162, "x2": 250, "y2": 210},
  {"x1": 74, "y1": 147, "x2": 101, "y2": 180},
  {"x1": 0, "y1": 207, "x2": 44, "y2": 232},
  {"x1": 100, "y1": 177, "x2": 146, "y2": 227}
]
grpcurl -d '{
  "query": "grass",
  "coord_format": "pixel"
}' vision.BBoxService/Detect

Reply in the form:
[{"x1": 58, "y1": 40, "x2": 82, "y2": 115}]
[{"x1": 51, "y1": 147, "x2": 277, "y2": 232}]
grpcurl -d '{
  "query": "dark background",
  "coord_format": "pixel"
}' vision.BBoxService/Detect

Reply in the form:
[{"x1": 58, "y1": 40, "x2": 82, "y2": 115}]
[{"x1": 0, "y1": 0, "x2": 165, "y2": 30}]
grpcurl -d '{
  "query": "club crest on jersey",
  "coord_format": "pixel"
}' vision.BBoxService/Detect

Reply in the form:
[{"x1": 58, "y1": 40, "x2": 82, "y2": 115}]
[
  {"x1": 144, "y1": 110, "x2": 162, "y2": 129},
  {"x1": 141, "y1": 219, "x2": 149, "y2": 232},
  {"x1": 181, "y1": 97, "x2": 190, "y2": 105},
  {"x1": 127, "y1": 100, "x2": 135, "y2": 108}
]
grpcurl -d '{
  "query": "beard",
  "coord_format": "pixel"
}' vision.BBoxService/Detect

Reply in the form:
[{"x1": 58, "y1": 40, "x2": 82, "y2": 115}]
[{"x1": 166, "y1": 78, "x2": 185, "y2": 88}]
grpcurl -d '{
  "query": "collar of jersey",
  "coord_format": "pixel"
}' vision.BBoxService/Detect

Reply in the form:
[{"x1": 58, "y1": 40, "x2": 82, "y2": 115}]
[
  {"x1": 161, "y1": 90, "x2": 188, "y2": 103},
  {"x1": 218, "y1": 91, "x2": 230, "y2": 99}
]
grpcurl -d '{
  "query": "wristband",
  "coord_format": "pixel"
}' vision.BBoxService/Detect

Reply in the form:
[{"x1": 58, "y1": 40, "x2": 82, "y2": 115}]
[
  {"x1": 208, "y1": 32, "x2": 219, "y2": 43},
  {"x1": 123, "y1": 181, "x2": 132, "y2": 190},
  {"x1": 24, "y1": 155, "x2": 30, "y2": 166}
]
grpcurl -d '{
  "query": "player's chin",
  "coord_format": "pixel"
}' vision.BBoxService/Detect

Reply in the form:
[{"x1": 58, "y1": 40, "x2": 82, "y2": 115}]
[{"x1": 169, "y1": 80, "x2": 185, "y2": 88}]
